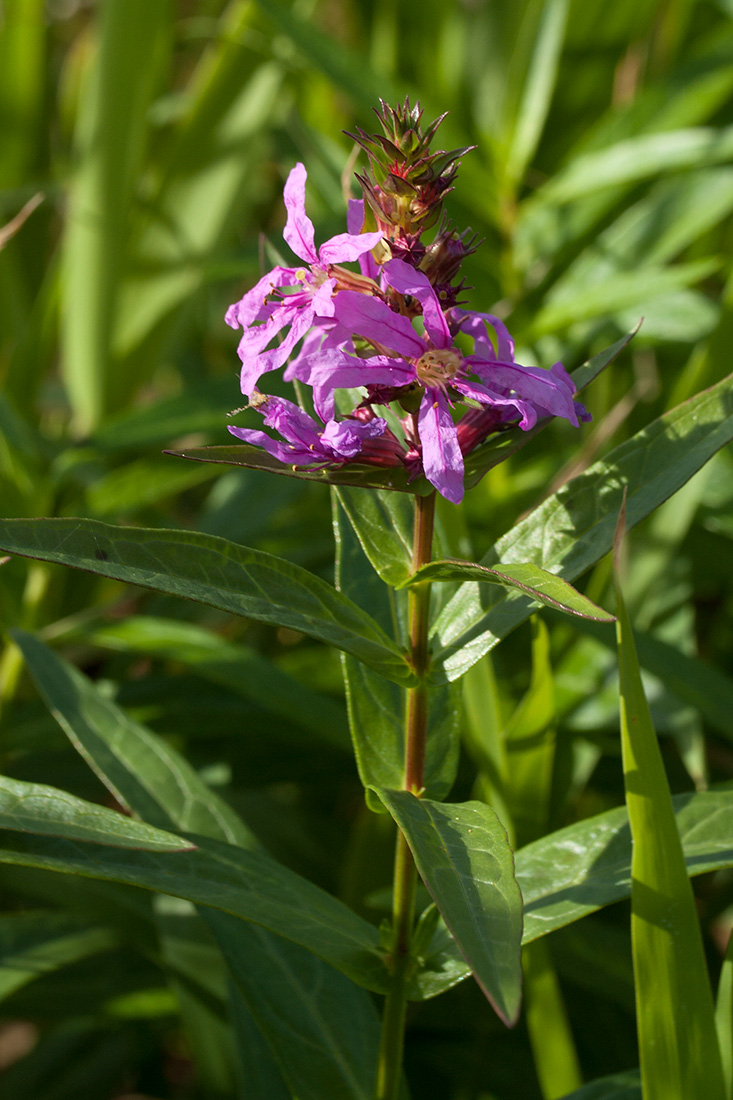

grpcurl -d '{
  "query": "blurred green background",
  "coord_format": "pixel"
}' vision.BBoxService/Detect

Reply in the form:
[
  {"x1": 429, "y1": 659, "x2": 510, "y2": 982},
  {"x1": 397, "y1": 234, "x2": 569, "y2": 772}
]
[{"x1": 1, "y1": 0, "x2": 733, "y2": 1097}]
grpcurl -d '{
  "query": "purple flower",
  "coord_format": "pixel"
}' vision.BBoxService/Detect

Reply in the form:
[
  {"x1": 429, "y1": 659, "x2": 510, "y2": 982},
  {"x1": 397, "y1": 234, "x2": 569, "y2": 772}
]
[
  {"x1": 228, "y1": 394, "x2": 388, "y2": 467},
  {"x1": 225, "y1": 164, "x2": 383, "y2": 397},
  {"x1": 302, "y1": 258, "x2": 584, "y2": 503}
]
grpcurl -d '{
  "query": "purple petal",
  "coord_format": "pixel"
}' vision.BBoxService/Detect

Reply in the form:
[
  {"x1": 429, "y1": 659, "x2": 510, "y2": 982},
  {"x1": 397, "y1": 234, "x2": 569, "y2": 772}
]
[
  {"x1": 228, "y1": 424, "x2": 313, "y2": 465},
  {"x1": 225, "y1": 267, "x2": 296, "y2": 329},
  {"x1": 384, "y1": 258, "x2": 451, "y2": 349},
  {"x1": 348, "y1": 199, "x2": 379, "y2": 280},
  {"x1": 467, "y1": 357, "x2": 580, "y2": 427},
  {"x1": 347, "y1": 198, "x2": 364, "y2": 236},
  {"x1": 309, "y1": 276, "x2": 338, "y2": 319},
  {"x1": 547, "y1": 361, "x2": 576, "y2": 397},
  {"x1": 319, "y1": 230, "x2": 384, "y2": 265},
  {"x1": 418, "y1": 389, "x2": 464, "y2": 504},
  {"x1": 306, "y1": 352, "x2": 415, "y2": 420},
  {"x1": 283, "y1": 163, "x2": 318, "y2": 265},
  {"x1": 453, "y1": 378, "x2": 538, "y2": 430},
  {"x1": 333, "y1": 290, "x2": 425, "y2": 357},
  {"x1": 238, "y1": 305, "x2": 315, "y2": 395},
  {"x1": 283, "y1": 324, "x2": 332, "y2": 382},
  {"x1": 320, "y1": 416, "x2": 387, "y2": 458},
  {"x1": 455, "y1": 310, "x2": 515, "y2": 362},
  {"x1": 260, "y1": 396, "x2": 321, "y2": 447}
]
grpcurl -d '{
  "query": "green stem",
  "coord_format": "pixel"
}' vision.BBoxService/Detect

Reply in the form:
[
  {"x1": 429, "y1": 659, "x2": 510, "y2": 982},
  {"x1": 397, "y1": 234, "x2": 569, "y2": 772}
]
[{"x1": 376, "y1": 490, "x2": 436, "y2": 1100}]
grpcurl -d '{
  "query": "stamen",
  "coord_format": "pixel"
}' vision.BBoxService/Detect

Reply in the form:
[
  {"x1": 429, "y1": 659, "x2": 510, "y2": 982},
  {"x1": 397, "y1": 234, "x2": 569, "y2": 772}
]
[{"x1": 415, "y1": 348, "x2": 462, "y2": 387}]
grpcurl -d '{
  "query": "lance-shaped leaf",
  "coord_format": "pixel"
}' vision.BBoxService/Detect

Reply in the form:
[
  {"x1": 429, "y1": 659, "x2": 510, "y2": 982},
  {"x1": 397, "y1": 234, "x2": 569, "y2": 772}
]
[
  {"x1": 15, "y1": 629, "x2": 383, "y2": 1098},
  {"x1": 376, "y1": 789, "x2": 523, "y2": 1025},
  {"x1": 432, "y1": 371, "x2": 733, "y2": 683},
  {"x1": 209, "y1": 913, "x2": 383, "y2": 1100},
  {"x1": 0, "y1": 775, "x2": 194, "y2": 852},
  {"x1": 166, "y1": 441, "x2": 431, "y2": 495},
  {"x1": 0, "y1": 912, "x2": 117, "y2": 1004},
  {"x1": 416, "y1": 788, "x2": 733, "y2": 998},
  {"x1": 400, "y1": 559, "x2": 615, "y2": 622},
  {"x1": 614, "y1": 522, "x2": 725, "y2": 1100},
  {"x1": 0, "y1": 831, "x2": 388, "y2": 993},
  {"x1": 334, "y1": 486, "x2": 414, "y2": 587},
  {"x1": 333, "y1": 494, "x2": 459, "y2": 809},
  {"x1": 13, "y1": 629, "x2": 252, "y2": 847},
  {"x1": 556, "y1": 1071, "x2": 641, "y2": 1100},
  {"x1": 0, "y1": 518, "x2": 414, "y2": 686}
]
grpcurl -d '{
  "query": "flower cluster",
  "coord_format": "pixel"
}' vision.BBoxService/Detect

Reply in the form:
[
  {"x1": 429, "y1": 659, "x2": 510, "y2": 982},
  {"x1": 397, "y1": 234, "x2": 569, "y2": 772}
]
[{"x1": 226, "y1": 101, "x2": 589, "y2": 503}]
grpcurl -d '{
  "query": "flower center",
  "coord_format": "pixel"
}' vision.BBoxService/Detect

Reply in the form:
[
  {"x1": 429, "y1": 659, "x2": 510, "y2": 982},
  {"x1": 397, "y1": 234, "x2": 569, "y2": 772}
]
[{"x1": 415, "y1": 348, "x2": 462, "y2": 387}]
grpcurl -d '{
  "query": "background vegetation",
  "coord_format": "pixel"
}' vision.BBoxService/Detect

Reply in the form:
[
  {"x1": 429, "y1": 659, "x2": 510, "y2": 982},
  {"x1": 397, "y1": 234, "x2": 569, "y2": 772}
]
[{"x1": 1, "y1": 0, "x2": 733, "y2": 1097}]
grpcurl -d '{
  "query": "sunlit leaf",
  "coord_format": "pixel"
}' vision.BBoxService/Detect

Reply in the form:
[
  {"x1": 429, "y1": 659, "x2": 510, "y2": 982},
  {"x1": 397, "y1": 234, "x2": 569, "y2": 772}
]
[
  {"x1": 615, "y1": 542, "x2": 725, "y2": 1100},
  {"x1": 376, "y1": 789, "x2": 523, "y2": 1025}
]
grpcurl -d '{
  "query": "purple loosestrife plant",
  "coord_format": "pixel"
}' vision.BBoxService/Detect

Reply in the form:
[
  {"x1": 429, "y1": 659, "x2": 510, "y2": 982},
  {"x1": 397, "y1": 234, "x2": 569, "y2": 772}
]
[{"x1": 178, "y1": 99, "x2": 624, "y2": 1100}]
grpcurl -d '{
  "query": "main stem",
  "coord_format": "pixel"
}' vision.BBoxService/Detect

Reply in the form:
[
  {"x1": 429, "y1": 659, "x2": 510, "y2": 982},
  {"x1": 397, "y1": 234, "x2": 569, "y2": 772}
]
[{"x1": 376, "y1": 490, "x2": 436, "y2": 1100}]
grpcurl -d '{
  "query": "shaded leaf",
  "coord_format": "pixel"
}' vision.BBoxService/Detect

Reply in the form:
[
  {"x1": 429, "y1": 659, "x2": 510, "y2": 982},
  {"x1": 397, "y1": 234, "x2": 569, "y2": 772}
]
[
  {"x1": 13, "y1": 629, "x2": 252, "y2": 846},
  {"x1": 558, "y1": 1070, "x2": 641, "y2": 1099},
  {"x1": 418, "y1": 789, "x2": 733, "y2": 997},
  {"x1": 0, "y1": 912, "x2": 117, "y2": 1004},
  {"x1": 0, "y1": 832, "x2": 388, "y2": 993},
  {"x1": 376, "y1": 789, "x2": 523, "y2": 1025},
  {"x1": 210, "y1": 913, "x2": 382, "y2": 1100},
  {"x1": 0, "y1": 518, "x2": 414, "y2": 686}
]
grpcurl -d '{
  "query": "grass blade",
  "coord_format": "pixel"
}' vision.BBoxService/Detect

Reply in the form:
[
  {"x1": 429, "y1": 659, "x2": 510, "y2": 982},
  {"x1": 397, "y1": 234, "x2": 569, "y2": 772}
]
[{"x1": 614, "y1": 510, "x2": 725, "y2": 1100}]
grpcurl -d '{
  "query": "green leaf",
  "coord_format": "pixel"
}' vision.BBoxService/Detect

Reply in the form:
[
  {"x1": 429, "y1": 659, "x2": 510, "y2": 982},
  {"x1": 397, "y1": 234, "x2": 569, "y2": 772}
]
[
  {"x1": 84, "y1": 615, "x2": 349, "y2": 751},
  {"x1": 61, "y1": 0, "x2": 170, "y2": 431},
  {"x1": 167, "y1": 441, "x2": 430, "y2": 495},
  {"x1": 334, "y1": 487, "x2": 414, "y2": 587},
  {"x1": 114, "y1": 14, "x2": 284, "y2": 365},
  {"x1": 419, "y1": 789, "x2": 733, "y2": 997},
  {"x1": 343, "y1": 656, "x2": 460, "y2": 811},
  {"x1": 402, "y1": 559, "x2": 615, "y2": 622},
  {"x1": 572, "y1": 617, "x2": 733, "y2": 746},
  {"x1": 615, "y1": 556, "x2": 725, "y2": 1100},
  {"x1": 252, "y1": 0, "x2": 394, "y2": 109},
  {"x1": 375, "y1": 790, "x2": 523, "y2": 1025},
  {"x1": 15, "y1": 631, "x2": 363, "y2": 1098},
  {"x1": 533, "y1": 126, "x2": 733, "y2": 205},
  {"x1": 209, "y1": 913, "x2": 382, "y2": 1100},
  {"x1": 504, "y1": 0, "x2": 569, "y2": 185},
  {"x1": 0, "y1": 912, "x2": 117, "y2": 1004},
  {"x1": 432, "y1": 372, "x2": 733, "y2": 682},
  {"x1": 0, "y1": 774, "x2": 194, "y2": 852},
  {"x1": 523, "y1": 939, "x2": 582, "y2": 1099},
  {"x1": 0, "y1": 518, "x2": 414, "y2": 687},
  {"x1": 0, "y1": 832, "x2": 388, "y2": 994},
  {"x1": 333, "y1": 493, "x2": 459, "y2": 809},
  {"x1": 154, "y1": 900, "x2": 243, "y2": 1098},
  {"x1": 715, "y1": 928, "x2": 733, "y2": 1100},
  {"x1": 530, "y1": 258, "x2": 720, "y2": 336},
  {"x1": 518, "y1": 789, "x2": 733, "y2": 947},
  {"x1": 13, "y1": 629, "x2": 252, "y2": 846},
  {"x1": 557, "y1": 1071, "x2": 641, "y2": 1100}
]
